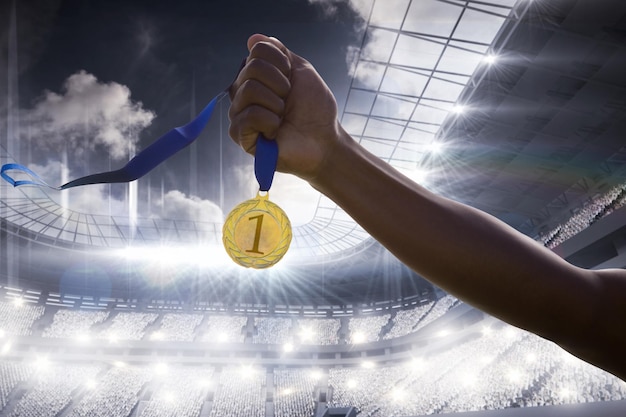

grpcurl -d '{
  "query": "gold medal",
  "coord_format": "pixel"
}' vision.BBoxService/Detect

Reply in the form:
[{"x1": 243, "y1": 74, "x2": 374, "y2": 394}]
[{"x1": 222, "y1": 192, "x2": 292, "y2": 269}]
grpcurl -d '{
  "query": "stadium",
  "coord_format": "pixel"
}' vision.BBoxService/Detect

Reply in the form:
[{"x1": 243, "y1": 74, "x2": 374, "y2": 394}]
[{"x1": 1, "y1": 0, "x2": 626, "y2": 416}]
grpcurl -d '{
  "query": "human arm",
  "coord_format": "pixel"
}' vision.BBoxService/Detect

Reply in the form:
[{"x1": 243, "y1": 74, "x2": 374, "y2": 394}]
[{"x1": 228, "y1": 34, "x2": 626, "y2": 380}]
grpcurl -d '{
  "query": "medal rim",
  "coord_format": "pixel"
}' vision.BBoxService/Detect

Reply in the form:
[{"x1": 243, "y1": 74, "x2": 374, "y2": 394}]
[{"x1": 222, "y1": 193, "x2": 292, "y2": 269}]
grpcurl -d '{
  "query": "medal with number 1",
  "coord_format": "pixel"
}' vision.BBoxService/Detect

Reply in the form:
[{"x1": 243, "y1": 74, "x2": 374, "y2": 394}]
[{"x1": 222, "y1": 135, "x2": 292, "y2": 268}]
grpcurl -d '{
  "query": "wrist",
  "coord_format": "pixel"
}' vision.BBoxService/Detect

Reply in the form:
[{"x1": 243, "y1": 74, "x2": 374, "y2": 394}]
[{"x1": 308, "y1": 125, "x2": 357, "y2": 193}]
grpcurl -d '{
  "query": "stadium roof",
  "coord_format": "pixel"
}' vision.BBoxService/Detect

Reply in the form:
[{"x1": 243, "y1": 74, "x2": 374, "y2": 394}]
[{"x1": 1, "y1": 0, "x2": 626, "y2": 304}]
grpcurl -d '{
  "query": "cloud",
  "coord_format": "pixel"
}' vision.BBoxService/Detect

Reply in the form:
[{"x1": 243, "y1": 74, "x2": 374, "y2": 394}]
[
  {"x1": 307, "y1": 0, "x2": 342, "y2": 17},
  {"x1": 24, "y1": 70, "x2": 155, "y2": 160},
  {"x1": 313, "y1": 0, "x2": 372, "y2": 20},
  {"x1": 155, "y1": 190, "x2": 223, "y2": 223}
]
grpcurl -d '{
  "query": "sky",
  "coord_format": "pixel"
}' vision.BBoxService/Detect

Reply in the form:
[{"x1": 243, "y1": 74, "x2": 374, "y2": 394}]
[{"x1": 1, "y1": 0, "x2": 368, "y2": 225}]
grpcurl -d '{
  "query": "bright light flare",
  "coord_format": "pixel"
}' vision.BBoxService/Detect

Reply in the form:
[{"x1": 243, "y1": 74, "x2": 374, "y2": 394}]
[
  {"x1": 310, "y1": 370, "x2": 322, "y2": 380},
  {"x1": 391, "y1": 388, "x2": 406, "y2": 401},
  {"x1": 34, "y1": 356, "x2": 51, "y2": 371},
  {"x1": 283, "y1": 342, "x2": 294, "y2": 353},
  {"x1": 361, "y1": 360, "x2": 375, "y2": 369},
  {"x1": 483, "y1": 54, "x2": 497, "y2": 65},
  {"x1": 559, "y1": 387, "x2": 572, "y2": 399},
  {"x1": 401, "y1": 167, "x2": 430, "y2": 185},
  {"x1": 117, "y1": 245, "x2": 230, "y2": 268},
  {"x1": 480, "y1": 355, "x2": 494, "y2": 364},
  {"x1": 154, "y1": 362, "x2": 169, "y2": 375},
  {"x1": 428, "y1": 141, "x2": 444, "y2": 155},
  {"x1": 461, "y1": 372, "x2": 477, "y2": 386},
  {"x1": 451, "y1": 105, "x2": 465, "y2": 115},
  {"x1": 507, "y1": 368, "x2": 523, "y2": 383},
  {"x1": 437, "y1": 329, "x2": 450, "y2": 338},
  {"x1": 239, "y1": 365, "x2": 256, "y2": 379},
  {"x1": 352, "y1": 332, "x2": 366, "y2": 344},
  {"x1": 409, "y1": 357, "x2": 425, "y2": 370},
  {"x1": 150, "y1": 331, "x2": 164, "y2": 341},
  {"x1": 525, "y1": 353, "x2": 537, "y2": 363},
  {"x1": 298, "y1": 327, "x2": 314, "y2": 342}
]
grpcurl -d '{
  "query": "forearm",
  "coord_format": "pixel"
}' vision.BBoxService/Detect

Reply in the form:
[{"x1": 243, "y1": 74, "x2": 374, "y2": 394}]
[{"x1": 310, "y1": 126, "x2": 599, "y2": 340}]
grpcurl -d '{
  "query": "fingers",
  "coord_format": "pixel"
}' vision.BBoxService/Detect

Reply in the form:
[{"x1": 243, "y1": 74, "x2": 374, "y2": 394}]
[
  {"x1": 230, "y1": 40, "x2": 291, "y2": 101},
  {"x1": 229, "y1": 35, "x2": 292, "y2": 152}
]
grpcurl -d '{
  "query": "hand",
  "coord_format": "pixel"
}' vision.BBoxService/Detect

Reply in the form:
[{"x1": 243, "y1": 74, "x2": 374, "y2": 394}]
[{"x1": 229, "y1": 34, "x2": 341, "y2": 182}]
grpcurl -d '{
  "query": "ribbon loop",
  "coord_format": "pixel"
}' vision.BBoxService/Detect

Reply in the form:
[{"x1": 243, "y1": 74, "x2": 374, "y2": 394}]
[{"x1": 254, "y1": 135, "x2": 278, "y2": 192}]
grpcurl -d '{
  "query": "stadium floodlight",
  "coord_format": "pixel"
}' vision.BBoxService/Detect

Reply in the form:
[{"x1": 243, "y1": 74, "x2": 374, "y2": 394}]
[
  {"x1": 483, "y1": 54, "x2": 497, "y2": 65},
  {"x1": 310, "y1": 370, "x2": 322, "y2": 380},
  {"x1": 451, "y1": 105, "x2": 465, "y2": 115},
  {"x1": 461, "y1": 372, "x2": 477, "y2": 387},
  {"x1": 507, "y1": 368, "x2": 522, "y2": 383},
  {"x1": 239, "y1": 365, "x2": 256, "y2": 379},
  {"x1": 561, "y1": 350, "x2": 577, "y2": 364},
  {"x1": 352, "y1": 331, "x2": 365, "y2": 344},
  {"x1": 154, "y1": 362, "x2": 169, "y2": 375},
  {"x1": 428, "y1": 141, "x2": 444, "y2": 155},
  {"x1": 150, "y1": 331, "x2": 164, "y2": 341},
  {"x1": 503, "y1": 327, "x2": 518, "y2": 339},
  {"x1": 298, "y1": 327, "x2": 314, "y2": 342},
  {"x1": 559, "y1": 388, "x2": 572, "y2": 399},
  {"x1": 117, "y1": 244, "x2": 230, "y2": 268},
  {"x1": 437, "y1": 329, "x2": 450, "y2": 338},
  {"x1": 197, "y1": 378, "x2": 212, "y2": 388},
  {"x1": 480, "y1": 355, "x2": 494, "y2": 364},
  {"x1": 409, "y1": 357, "x2": 425, "y2": 370},
  {"x1": 391, "y1": 388, "x2": 406, "y2": 401},
  {"x1": 399, "y1": 167, "x2": 429, "y2": 185},
  {"x1": 34, "y1": 356, "x2": 51, "y2": 371}
]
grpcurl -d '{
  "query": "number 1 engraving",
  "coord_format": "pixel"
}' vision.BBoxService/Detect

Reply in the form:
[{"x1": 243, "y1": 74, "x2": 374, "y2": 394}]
[{"x1": 246, "y1": 214, "x2": 264, "y2": 254}]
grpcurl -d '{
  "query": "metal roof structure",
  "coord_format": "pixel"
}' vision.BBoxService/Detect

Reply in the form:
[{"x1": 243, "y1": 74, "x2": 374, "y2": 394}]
[
  {"x1": 0, "y1": 0, "x2": 526, "y2": 260},
  {"x1": 1, "y1": 0, "x2": 626, "y2": 304}
]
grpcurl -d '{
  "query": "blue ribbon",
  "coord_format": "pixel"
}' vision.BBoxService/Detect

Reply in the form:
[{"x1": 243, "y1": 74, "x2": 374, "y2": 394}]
[
  {"x1": 254, "y1": 135, "x2": 278, "y2": 192},
  {"x1": 1, "y1": 91, "x2": 228, "y2": 190}
]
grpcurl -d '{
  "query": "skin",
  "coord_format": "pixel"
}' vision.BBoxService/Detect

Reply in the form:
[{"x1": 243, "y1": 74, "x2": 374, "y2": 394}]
[{"x1": 229, "y1": 34, "x2": 626, "y2": 381}]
